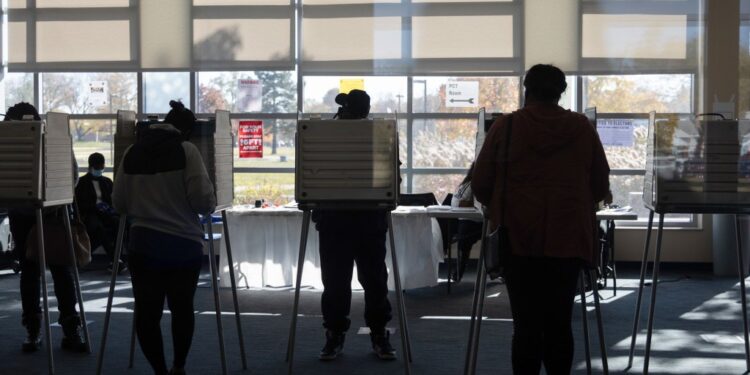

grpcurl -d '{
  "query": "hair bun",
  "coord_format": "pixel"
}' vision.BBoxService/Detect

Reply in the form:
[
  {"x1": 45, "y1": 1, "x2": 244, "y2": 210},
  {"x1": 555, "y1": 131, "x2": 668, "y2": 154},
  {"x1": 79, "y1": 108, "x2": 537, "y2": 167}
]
[{"x1": 169, "y1": 100, "x2": 185, "y2": 111}]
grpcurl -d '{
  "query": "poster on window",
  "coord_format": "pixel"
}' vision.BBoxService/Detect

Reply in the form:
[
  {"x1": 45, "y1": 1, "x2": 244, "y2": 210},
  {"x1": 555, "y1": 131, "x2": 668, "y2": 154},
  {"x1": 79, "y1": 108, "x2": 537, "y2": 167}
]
[
  {"x1": 445, "y1": 81, "x2": 479, "y2": 108},
  {"x1": 339, "y1": 79, "x2": 365, "y2": 94},
  {"x1": 237, "y1": 79, "x2": 263, "y2": 112},
  {"x1": 87, "y1": 81, "x2": 109, "y2": 107},
  {"x1": 597, "y1": 119, "x2": 634, "y2": 147},
  {"x1": 238, "y1": 120, "x2": 263, "y2": 158}
]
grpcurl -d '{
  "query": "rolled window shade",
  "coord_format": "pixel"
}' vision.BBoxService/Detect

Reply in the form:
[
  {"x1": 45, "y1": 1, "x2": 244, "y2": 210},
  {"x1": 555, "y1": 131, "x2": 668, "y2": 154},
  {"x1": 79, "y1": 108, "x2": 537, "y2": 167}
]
[
  {"x1": 8, "y1": 0, "x2": 26, "y2": 9},
  {"x1": 8, "y1": 5, "x2": 137, "y2": 71},
  {"x1": 579, "y1": 1, "x2": 700, "y2": 74},
  {"x1": 36, "y1": 0, "x2": 130, "y2": 8},
  {"x1": 583, "y1": 14, "x2": 688, "y2": 60},
  {"x1": 191, "y1": 4, "x2": 295, "y2": 70},
  {"x1": 193, "y1": 18, "x2": 292, "y2": 68},
  {"x1": 141, "y1": 0, "x2": 191, "y2": 69},
  {"x1": 524, "y1": 0, "x2": 578, "y2": 72},
  {"x1": 412, "y1": 15, "x2": 513, "y2": 59},
  {"x1": 302, "y1": 17, "x2": 402, "y2": 61},
  {"x1": 194, "y1": 0, "x2": 290, "y2": 4},
  {"x1": 8, "y1": 22, "x2": 27, "y2": 64},
  {"x1": 301, "y1": 1, "x2": 403, "y2": 74},
  {"x1": 37, "y1": 20, "x2": 131, "y2": 63}
]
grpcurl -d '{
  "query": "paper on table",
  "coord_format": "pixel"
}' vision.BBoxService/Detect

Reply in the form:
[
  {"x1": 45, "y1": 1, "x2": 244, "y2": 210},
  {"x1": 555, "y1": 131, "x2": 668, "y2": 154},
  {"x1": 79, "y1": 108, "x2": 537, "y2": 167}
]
[{"x1": 426, "y1": 205, "x2": 451, "y2": 211}]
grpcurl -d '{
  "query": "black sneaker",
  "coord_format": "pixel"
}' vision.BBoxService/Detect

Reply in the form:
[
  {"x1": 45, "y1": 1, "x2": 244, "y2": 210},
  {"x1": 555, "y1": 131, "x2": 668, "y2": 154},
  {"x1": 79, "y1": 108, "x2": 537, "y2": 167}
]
[
  {"x1": 60, "y1": 316, "x2": 87, "y2": 353},
  {"x1": 21, "y1": 314, "x2": 42, "y2": 353},
  {"x1": 107, "y1": 260, "x2": 128, "y2": 274},
  {"x1": 370, "y1": 330, "x2": 396, "y2": 360},
  {"x1": 319, "y1": 330, "x2": 345, "y2": 361}
]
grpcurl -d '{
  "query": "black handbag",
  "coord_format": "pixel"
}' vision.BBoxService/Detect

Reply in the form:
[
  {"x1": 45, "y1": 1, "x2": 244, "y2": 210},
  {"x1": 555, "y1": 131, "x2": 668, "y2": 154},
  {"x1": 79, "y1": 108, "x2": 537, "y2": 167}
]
[{"x1": 483, "y1": 115, "x2": 513, "y2": 280}]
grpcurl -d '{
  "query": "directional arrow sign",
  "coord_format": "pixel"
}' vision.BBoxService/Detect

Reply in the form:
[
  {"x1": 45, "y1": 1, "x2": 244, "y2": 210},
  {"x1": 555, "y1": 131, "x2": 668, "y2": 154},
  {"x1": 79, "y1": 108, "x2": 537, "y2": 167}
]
[{"x1": 446, "y1": 81, "x2": 479, "y2": 108}]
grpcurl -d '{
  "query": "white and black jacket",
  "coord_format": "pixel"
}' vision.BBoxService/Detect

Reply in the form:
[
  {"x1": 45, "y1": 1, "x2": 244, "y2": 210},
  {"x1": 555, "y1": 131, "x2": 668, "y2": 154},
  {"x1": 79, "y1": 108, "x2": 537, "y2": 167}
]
[{"x1": 113, "y1": 123, "x2": 216, "y2": 244}]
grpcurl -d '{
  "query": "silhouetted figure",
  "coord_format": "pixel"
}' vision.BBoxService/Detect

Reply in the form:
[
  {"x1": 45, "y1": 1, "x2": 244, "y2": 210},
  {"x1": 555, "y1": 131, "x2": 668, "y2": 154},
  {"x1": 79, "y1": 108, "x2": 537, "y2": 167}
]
[
  {"x1": 113, "y1": 100, "x2": 216, "y2": 375},
  {"x1": 312, "y1": 89, "x2": 397, "y2": 361},
  {"x1": 5, "y1": 102, "x2": 87, "y2": 353},
  {"x1": 473, "y1": 65, "x2": 610, "y2": 375},
  {"x1": 75, "y1": 152, "x2": 124, "y2": 272}
]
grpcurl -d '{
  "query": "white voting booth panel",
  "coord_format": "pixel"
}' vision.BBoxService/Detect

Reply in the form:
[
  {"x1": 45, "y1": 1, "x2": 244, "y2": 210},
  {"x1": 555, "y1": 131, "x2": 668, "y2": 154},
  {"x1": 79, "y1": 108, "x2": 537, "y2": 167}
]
[
  {"x1": 114, "y1": 110, "x2": 234, "y2": 209},
  {"x1": 0, "y1": 113, "x2": 74, "y2": 206},
  {"x1": 295, "y1": 119, "x2": 399, "y2": 206},
  {"x1": 644, "y1": 112, "x2": 750, "y2": 209},
  {"x1": 190, "y1": 110, "x2": 234, "y2": 210},
  {"x1": 114, "y1": 110, "x2": 136, "y2": 178},
  {"x1": 0, "y1": 113, "x2": 90, "y2": 375}
]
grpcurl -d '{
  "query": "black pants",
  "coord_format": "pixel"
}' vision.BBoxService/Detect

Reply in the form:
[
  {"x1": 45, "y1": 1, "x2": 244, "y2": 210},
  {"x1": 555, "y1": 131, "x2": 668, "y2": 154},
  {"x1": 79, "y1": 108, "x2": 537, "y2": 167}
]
[
  {"x1": 319, "y1": 228, "x2": 392, "y2": 333},
  {"x1": 82, "y1": 211, "x2": 120, "y2": 261},
  {"x1": 129, "y1": 254, "x2": 200, "y2": 374},
  {"x1": 504, "y1": 255, "x2": 582, "y2": 375},
  {"x1": 127, "y1": 226, "x2": 203, "y2": 374},
  {"x1": 9, "y1": 210, "x2": 78, "y2": 323}
]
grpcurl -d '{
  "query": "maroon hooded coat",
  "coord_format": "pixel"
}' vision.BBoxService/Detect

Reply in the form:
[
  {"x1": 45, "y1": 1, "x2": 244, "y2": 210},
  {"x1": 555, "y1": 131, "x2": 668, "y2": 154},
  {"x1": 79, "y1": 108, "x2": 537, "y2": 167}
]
[{"x1": 472, "y1": 104, "x2": 610, "y2": 264}]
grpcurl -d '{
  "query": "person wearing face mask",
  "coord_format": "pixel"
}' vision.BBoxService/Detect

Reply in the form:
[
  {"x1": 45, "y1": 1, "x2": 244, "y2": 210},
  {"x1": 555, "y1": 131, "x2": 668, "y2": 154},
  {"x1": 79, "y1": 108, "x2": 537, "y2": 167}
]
[{"x1": 75, "y1": 152, "x2": 124, "y2": 272}]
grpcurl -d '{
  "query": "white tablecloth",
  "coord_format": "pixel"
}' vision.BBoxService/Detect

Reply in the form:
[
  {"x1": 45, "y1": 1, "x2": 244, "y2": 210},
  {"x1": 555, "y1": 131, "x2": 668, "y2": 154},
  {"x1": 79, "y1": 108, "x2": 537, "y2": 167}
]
[{"x1": 219, "y1": 206, "x2": 444, "y2": 290}]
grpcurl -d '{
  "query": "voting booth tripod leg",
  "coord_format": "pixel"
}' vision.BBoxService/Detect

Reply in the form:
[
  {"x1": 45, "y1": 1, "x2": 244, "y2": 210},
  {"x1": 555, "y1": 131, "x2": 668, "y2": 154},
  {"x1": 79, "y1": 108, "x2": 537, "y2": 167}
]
[
  {"x1": 735, "y1": 214, "x2": 750, "y2": 372},
  {"x1": 580, "y1": 271, "x2": 592, "y2": 375},
  {"x1": 625, "y1": 210, "x2": 655, "y2": 371},
  {"x1": 128, "y1": 304, "x2": 136, "y2": 368},
  {"x1": 35, "y1": 209, "x2": 55, "y2": 375},
  {"x1": 609, "y1": 220, "x2": 618, "y2": 296},
  {"x1": 590, "y1": 269, "x2": 609, "y2": 373},
  {"x1": 221, "y1": 210, "x2": 248, "y2": 370},
  {"x1": 642, "y1": 213, "x2": 665, "y2": 374},
  {"x1": 62, "y1": 205, "x2": 92, "y2": 353},
  {"x1": 206, "y1": 221, "x2": 228, "y2": 375},
  {"x1": 95, "y1": 215, "x2": 127, "y2": 375},
  {"x1": 387, "y1": 212, "x2": 413, "y2": 372},
  {"x1": 463, "y1": 217, "x2": 488, "y2": 375},
  {"x1": 286, "y1": 209, "x2": 311, "y2": 374}
]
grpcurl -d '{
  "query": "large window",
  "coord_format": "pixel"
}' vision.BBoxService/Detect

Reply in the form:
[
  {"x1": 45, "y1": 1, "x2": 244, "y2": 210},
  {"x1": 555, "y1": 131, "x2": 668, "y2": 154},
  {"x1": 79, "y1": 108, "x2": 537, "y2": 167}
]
[
  {"x1": 582, "y1": 74, "x2": 695, "y2": 225},
  {"x1": 1, "y1": 0, "x2": 709, "y2": 227}
]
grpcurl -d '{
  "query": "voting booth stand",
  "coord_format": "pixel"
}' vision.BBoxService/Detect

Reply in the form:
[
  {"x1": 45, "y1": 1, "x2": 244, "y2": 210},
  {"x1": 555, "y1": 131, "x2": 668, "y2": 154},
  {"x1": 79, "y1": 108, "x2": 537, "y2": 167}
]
[
  {"x1": 286, "y1": 119, "x2": 412, "y2": 375},
  {"x1": 627, "y1": 113, "x2": 750, "y2": 373},
  {"x1": 463, "y1": 109, "x2": 608, "y2": 375},
  {"x1": 0, "y1": 113, "x2": 92, "y2": 374},
  {"x1": 96, "y1": 110, "x2": 246, "y2": 375}
]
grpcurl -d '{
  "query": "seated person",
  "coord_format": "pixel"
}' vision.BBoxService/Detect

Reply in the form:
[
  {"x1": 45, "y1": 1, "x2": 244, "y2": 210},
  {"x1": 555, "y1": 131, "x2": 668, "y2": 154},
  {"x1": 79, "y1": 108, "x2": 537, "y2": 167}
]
[
  {"x1": 451, "y1": 163, "x2": 482, "y2": 281},
  {"x1": 75, "y1": 152, "x2": 124, "y2": 272}
]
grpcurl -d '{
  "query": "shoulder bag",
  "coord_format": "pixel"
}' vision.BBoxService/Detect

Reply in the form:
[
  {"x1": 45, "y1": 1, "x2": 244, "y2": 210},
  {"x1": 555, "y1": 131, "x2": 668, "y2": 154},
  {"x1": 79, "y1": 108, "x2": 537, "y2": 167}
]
[{"x1": 483, "y1": 115, "x2": 513, "y2": 280}]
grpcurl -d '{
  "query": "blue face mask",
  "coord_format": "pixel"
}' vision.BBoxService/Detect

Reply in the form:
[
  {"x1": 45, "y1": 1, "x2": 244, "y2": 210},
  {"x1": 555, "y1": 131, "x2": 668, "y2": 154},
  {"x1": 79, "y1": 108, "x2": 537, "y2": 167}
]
[{"x1": 91, "y1": 169, "x2": 103, "y2": 178}]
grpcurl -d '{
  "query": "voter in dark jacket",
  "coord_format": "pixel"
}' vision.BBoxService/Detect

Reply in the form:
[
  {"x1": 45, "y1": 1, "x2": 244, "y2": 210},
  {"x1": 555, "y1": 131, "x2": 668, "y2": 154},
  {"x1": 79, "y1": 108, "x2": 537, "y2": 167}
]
[
  {"x1": 473, "y1": 65, "x2": 610, "y2": 375},
  {"x1": 312, "y1": 89, "x2": 396, "y2": 362},
  {"x1": 75, "y1": 152, "x2": 124, "y2": 272},
  {"x1": 5, "y1": 102, "x2": 87, "y2": 353},
  {"x1": 113, "y1": 100, "x2": 216, "y2": 375}
]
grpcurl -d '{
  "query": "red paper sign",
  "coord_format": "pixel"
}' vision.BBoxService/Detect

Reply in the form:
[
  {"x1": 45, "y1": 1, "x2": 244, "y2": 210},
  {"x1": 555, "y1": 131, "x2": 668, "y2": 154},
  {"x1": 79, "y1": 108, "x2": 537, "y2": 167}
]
[{"x1": 238, "y1": 120, "x2": 263, "y2": 158}]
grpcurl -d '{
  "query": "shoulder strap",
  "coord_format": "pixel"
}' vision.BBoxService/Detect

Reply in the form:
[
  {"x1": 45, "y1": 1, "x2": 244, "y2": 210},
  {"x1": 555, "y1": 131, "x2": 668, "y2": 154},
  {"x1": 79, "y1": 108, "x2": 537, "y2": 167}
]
[{"x1": 500, "y1": 115, "x2": 513, "y2": 226}]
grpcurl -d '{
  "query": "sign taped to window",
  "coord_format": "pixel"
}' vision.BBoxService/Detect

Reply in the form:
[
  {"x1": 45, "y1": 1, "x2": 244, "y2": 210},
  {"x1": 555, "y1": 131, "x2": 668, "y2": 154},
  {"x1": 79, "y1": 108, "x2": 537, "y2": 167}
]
[
  {"x1": 446, "y1": 81, "x2": 479, "y2": 108},
  {"x1": 597, "y1": 119, "x2": 634, "y2": 147},
  {"x1": 238, "y1": 120, "x2": 263, "y2": 158},
  {"x1": 237, "y1": 79, "x2": 263, "y2": 112}
]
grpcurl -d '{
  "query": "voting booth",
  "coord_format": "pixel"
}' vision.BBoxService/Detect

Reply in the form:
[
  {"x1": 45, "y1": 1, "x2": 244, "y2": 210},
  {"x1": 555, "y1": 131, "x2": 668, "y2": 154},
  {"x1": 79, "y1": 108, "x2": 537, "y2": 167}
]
[
  {"x1": 192, "y1": 110, "x2": 234, "y2": 210},
  {"x1": 295, "y1": 119, "x2": 399, "y2": 208},
  {"x1": 0, "y1": 113, "x2": 92, "y2": 374},
  {"x1": 98, "y1": 110, "x2": 245, "y2": 375},
  {"x1": 628, "y1": 112, "x2": 750, "y2": 374},
  {"x1": 287, "y1": 118, "x2": 412, "y2": 375}
]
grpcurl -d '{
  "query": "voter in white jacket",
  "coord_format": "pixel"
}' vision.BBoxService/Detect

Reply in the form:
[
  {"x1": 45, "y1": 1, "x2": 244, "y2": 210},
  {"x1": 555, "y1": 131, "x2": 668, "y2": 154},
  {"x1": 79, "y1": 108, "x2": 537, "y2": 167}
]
[{"x1": 113, "y1": 100, "x2": 215, "y2": 375}]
